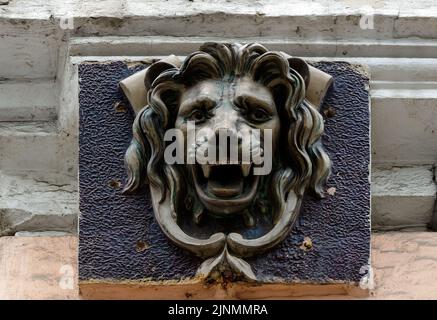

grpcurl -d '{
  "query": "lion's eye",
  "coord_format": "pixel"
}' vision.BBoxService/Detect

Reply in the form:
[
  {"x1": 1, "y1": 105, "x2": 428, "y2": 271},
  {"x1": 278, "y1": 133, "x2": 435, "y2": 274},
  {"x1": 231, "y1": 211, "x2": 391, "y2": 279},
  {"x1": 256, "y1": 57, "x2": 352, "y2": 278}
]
[
  {"x1": 188, "y1": 109, "x2": 207, "y2": 123},
  {"x1": 249, "y1": 108, "x2": 271, "y2": 123}
]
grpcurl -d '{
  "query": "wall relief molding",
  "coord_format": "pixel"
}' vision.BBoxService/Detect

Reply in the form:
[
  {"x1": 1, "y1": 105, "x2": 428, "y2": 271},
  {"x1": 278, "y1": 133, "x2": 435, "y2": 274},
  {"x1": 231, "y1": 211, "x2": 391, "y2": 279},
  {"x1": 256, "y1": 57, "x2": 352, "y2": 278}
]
[{"x1": 119, "y1": 42, "x2": 333, "y2": 281}]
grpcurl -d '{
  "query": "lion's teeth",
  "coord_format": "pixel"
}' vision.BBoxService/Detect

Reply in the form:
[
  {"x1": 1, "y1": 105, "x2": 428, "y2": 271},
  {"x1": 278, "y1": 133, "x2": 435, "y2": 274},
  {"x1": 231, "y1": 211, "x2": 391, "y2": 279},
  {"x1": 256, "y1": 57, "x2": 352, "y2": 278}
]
[
  {"x1": 241, "y1": 164, "x2": 251, "y2": 177},
  {"x1": 201, "y1": 165, "x2": 211, "y2": 178}
]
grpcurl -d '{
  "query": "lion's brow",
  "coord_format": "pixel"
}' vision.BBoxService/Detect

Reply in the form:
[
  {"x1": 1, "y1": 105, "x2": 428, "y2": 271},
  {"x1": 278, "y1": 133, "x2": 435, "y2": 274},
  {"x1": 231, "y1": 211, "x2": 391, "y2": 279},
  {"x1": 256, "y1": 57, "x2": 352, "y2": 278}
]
[
  {"x1": 180, "y1": 96, "x2": 217, "y2": 112},
  {"x1": 235, "y1": 94, "x2": 274, "y2": 112}
]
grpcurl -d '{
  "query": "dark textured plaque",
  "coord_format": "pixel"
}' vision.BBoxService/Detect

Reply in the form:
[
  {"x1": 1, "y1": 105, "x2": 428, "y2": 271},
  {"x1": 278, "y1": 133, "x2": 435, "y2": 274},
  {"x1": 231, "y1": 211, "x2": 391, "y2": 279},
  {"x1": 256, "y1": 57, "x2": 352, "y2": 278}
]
[{"x1": 78, "y1": 60, "x2": 370, "y2": 294}]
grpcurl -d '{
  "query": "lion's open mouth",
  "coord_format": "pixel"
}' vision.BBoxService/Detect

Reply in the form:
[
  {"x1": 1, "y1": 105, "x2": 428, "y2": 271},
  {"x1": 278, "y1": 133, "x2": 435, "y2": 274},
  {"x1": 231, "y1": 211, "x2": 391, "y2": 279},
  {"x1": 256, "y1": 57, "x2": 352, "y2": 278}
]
[{"x1": 191, "y1": 163, "x2": 260, "y2": 215}]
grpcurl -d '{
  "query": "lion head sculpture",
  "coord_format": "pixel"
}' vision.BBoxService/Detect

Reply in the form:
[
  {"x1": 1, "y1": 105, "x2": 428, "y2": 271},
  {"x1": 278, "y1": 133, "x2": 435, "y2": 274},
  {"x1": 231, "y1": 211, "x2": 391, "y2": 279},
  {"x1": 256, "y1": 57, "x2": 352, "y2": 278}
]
[{"x1": 122, "y1": 43, "x2": 331, "y2": 280}]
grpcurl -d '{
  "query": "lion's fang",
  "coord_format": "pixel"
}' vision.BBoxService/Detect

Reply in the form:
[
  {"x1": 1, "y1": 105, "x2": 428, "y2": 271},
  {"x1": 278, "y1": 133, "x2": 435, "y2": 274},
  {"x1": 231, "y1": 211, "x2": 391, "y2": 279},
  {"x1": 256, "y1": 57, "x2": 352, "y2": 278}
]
[
  {"x1": 241, "y1": 164, "x2": 251, "y2": 177},
  {"x1": 201, "y1": 165, "x2": 211, "y2": 178}
]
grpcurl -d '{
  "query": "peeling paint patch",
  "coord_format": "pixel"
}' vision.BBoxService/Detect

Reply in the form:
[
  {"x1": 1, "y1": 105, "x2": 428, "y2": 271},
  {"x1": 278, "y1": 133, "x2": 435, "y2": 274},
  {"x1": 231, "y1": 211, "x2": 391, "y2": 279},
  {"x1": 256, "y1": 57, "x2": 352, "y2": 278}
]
[{"x1": 327, "y1": 187, "x2": 336, "y2": 196}]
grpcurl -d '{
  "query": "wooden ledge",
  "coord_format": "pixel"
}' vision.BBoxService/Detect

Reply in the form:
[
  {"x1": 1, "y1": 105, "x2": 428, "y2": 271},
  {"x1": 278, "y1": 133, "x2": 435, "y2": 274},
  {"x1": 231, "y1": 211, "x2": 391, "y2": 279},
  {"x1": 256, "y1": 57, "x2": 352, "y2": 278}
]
[{"x1": 79, "y1": 281, "x2": 368, "y2": 300}]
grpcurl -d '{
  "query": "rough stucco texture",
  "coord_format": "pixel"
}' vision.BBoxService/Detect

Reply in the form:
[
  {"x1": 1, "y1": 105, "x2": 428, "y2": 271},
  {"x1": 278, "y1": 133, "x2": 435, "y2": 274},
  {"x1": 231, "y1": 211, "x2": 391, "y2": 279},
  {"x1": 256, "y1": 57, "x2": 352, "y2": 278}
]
[{"x1": 78, "y1": 61, "x2": 370, "y2": 283}]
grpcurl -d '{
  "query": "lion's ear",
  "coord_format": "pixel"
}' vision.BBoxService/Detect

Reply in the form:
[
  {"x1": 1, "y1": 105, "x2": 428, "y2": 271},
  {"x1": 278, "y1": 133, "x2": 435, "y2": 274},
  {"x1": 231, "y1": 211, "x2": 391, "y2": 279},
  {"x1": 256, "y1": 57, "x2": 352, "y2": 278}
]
[
  {"x1": 145, "y1": 61, "x2": 178, "y2": 91},
  {"x1": 287, "y1": 57, "x2": 310, "y2": 90}
]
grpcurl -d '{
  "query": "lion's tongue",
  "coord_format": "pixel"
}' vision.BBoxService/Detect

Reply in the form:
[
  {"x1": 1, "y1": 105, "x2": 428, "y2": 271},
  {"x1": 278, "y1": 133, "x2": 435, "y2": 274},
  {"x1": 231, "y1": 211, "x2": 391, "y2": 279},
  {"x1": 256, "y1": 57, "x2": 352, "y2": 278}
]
[
  {"x1": 208, "y1": 179, "x2": 243, "y2": 197},
  {"x1": 207, "y1": 165, "x2": 243, "y2": 197}
]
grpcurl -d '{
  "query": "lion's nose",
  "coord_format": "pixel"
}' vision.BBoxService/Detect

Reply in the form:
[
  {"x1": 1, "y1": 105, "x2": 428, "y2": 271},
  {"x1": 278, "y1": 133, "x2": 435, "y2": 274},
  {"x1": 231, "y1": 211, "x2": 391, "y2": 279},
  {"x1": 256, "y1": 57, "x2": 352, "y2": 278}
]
[
  {"x1": 212, "y1": 125, "x2": 242, "y2": 164},
  {"x1": 213, "y1": 123, "x2": 241, "y2": 148},
  {"x1": 212, "y1": 111, "x2": 239, "y2": 135}
]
